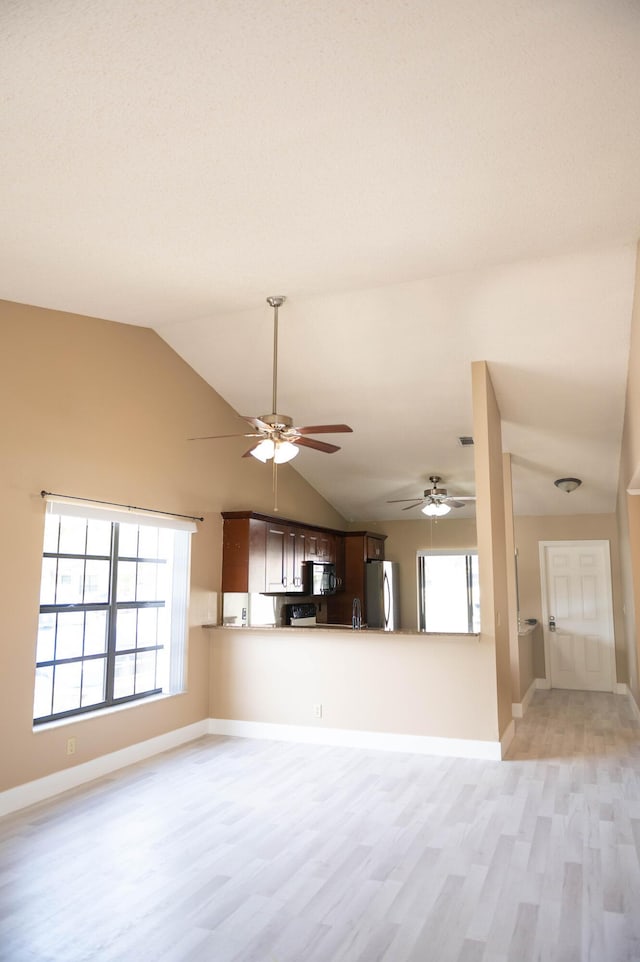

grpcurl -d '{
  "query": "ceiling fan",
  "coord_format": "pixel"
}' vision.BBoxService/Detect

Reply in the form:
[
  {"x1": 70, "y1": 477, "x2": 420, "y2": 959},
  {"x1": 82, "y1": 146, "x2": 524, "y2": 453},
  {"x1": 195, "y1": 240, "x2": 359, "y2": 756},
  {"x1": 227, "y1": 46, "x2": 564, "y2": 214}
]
[
  {"x1": 189, "y1": 296, "x2": 352, "y2": 464},
  {"x1": 387, "y1": 476, "x2": 476, "y2": 517}
]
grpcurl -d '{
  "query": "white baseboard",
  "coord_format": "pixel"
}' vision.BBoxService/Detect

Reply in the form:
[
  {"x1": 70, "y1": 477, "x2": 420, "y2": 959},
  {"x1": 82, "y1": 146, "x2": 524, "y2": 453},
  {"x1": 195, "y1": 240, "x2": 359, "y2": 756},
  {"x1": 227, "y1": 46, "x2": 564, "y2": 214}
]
[
  {"x1": 500, "y1": 719, "x2": 515, "y2": 757},
  {"x1": 512, "y1": 679, "x2": 538, "y2": 719},
  {"x1": 208, "y1": 717, "x2": 504, "y2": 761},
  {"x1": 0, "y1": 720, "x2": 209, "y2": 818},
  {"x1": 535, "y1": 677, "x2": 551, "y2": 690},
  {"x1": 1, "y1": 709, "x2": 525, "y2": 818},
  {"x1": 615, "y1": 682, "x2": 628, "y2": 695}
]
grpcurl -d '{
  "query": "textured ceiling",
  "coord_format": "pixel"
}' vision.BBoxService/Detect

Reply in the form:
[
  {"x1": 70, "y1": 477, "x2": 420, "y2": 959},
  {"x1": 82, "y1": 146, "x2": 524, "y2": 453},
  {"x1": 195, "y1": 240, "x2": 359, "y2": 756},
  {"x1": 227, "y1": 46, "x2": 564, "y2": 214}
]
[{"x1": 1, "y1": 1, "x2": 639, "y2": 520}]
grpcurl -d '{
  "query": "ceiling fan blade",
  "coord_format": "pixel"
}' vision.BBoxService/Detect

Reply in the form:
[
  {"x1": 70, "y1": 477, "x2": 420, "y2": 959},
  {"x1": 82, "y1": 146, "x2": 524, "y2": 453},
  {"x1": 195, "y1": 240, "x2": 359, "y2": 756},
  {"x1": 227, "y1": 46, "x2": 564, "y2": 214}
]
[
  {"x1": 241, "y1": 416, "x2": 272, "y2": 431},
  {"x1": 401, "y1": 502, "x2": 423, "y2": 511},
  {"x1": 386, "y1": 498, "x2": 426, "y2": 503},
  {"x1": 294, "y1": 424, "x2": 353, "y2": 435},
  {"x1": 445, "y1": 499, "x2": 467, "y2": 509},
  {"x1": 294, "y1": 436, "x2": 341, "y2": 454},
  {"x1": 188, "y1": 432, "x2": 261, "y2": 441}
]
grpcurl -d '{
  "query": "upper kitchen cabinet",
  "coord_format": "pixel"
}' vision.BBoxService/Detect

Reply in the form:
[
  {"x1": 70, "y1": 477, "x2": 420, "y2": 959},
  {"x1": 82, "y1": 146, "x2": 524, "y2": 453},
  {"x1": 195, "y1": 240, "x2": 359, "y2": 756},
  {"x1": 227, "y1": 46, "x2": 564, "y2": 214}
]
[
  {"x1": 265, "y1": 520, "x2": 307, "y2": 593},
  {"x1": 366, "y1": 535, "x2": 385, "y2": 561},
  {"x1": 305, "y1": 531, "x2": 336, "y2": 563},
  {"x1": 221, "y1": 515, "x2": 267, "y2": 593},
  {"x1": 222, "y1": 512, "x2": 343, "y2": 596}
]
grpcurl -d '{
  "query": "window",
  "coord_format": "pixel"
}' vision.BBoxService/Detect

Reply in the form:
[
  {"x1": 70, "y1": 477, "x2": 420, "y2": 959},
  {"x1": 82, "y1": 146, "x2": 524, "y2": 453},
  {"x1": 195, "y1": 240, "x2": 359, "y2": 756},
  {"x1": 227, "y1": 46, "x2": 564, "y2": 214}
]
[
  {"x1": 33, "y1": 500, "x2": 194, "y2": 724},
  {"x1": 418, "y1": 550, "x2": 480, "y2": 633}
]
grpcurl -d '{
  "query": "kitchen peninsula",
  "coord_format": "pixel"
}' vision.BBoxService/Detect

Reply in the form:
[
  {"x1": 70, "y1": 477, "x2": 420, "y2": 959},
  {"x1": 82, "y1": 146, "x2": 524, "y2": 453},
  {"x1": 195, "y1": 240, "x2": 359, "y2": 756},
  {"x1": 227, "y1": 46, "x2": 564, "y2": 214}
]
[
  {"x1": 207, "y1": 621, "x2": 501, "y2": 760},
  {"x1": 211, "y1": 512, "x2": 505, "y2": 761}
]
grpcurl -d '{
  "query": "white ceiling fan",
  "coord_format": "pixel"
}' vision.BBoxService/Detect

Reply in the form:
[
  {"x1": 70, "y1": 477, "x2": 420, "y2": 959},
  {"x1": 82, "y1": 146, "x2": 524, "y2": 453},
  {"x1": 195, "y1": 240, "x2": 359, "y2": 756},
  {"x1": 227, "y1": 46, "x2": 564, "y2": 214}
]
[
  {"x1": 387, "y1": 476, "x2": 476, "y2": 517},
  {"x1": 189, "y1": 296, "x2": 352, "y2": 464}
]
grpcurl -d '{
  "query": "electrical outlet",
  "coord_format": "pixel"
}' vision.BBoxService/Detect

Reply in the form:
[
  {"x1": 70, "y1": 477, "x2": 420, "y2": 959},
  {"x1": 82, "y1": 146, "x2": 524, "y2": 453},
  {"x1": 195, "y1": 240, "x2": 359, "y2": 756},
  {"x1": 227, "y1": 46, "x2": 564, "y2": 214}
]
[
  {"x1": 66, "y1": 737, "x2": 76, "y2": 756},
  {"x1": 313, "y1": 703, "x2": 322, "y2": 719}
]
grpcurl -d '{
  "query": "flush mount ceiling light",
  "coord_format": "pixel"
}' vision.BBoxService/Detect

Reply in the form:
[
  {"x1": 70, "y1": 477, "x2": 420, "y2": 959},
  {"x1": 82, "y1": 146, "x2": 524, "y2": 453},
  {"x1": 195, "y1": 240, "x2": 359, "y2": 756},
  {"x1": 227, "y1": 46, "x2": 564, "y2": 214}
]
[{"x1": 554, "y1": 477, "x2": 582, "y2": 493}]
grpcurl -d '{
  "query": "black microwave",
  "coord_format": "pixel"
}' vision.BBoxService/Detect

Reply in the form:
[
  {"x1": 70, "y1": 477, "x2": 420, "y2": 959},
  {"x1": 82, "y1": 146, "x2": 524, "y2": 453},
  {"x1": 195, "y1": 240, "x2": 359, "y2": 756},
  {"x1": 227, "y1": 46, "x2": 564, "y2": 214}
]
[{"x1": 306, "y1": 561, "x2": 338, "y2": 595}]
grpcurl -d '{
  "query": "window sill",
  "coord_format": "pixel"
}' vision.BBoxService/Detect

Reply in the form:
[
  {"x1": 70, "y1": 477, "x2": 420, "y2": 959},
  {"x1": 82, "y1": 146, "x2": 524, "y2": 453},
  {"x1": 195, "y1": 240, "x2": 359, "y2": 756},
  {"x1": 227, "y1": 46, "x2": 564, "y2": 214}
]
[{"x1": 32, "y1": 690, "x2": 183, "y2": 733}]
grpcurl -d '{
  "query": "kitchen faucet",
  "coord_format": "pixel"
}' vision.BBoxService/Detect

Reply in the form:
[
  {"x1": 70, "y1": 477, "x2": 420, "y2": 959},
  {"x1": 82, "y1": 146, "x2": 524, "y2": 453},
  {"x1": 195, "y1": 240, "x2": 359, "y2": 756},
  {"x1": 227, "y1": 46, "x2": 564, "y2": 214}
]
[{"x1": 352, "y1": 597, "x2": 362, "y2": 630}]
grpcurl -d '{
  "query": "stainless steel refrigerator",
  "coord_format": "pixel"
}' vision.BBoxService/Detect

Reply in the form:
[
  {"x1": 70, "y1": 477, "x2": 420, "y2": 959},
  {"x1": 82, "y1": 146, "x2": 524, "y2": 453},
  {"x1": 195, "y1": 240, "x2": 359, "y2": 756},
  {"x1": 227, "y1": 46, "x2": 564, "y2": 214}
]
[{"x1": 365, "y1": 560, "x2": 400, "y2": 630}]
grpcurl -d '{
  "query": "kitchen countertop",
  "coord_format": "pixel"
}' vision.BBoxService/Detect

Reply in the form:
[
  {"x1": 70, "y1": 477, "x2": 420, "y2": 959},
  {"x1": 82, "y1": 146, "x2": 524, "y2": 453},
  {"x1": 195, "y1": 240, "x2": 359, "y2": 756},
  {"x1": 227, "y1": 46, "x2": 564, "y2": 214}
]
[{"x1": 205, "y1": 624, "x2": 480, "y2": 637}]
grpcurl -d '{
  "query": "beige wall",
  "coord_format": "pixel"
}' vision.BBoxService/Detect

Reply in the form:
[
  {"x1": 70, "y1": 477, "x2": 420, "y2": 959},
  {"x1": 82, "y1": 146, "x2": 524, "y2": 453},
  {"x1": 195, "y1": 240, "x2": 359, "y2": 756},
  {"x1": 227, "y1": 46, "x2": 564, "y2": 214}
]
[
  {"x1": 617, "y1": 243, "x2": 640, "y2": 706},
  {"x1": 517, "y1": 633, "x2": 535, "y2": 700},
  {"x1": 619, "y1": 245, "x2": 640, "y2": 489},
  {"x1": 350, "y1": 517, "x2": 478, "y2": 631},
  {"x1": 502, "y1": 454, "x2": 522, "y2": 702},
  {"x1": 472, "y1": 361, "x2": 512, "y2": 739},
  {"x1": 513, "y1": 514, "x2": 625, "y2": 682},
  {"x1": 209, "y1": 626, "x2": 500, "y2": 742},
  {"x1": 350, "y1": 512, "x2": 624, "y2": 698},
  {"x1": 0, "y1": 299, "x2": 345, "y2": 793},
  {"x1": 623, "y1": 494, "x2": 640, "y2": 700},
  {"x1": 615, "y1": 486, "x2": 638, "y2": 701}
]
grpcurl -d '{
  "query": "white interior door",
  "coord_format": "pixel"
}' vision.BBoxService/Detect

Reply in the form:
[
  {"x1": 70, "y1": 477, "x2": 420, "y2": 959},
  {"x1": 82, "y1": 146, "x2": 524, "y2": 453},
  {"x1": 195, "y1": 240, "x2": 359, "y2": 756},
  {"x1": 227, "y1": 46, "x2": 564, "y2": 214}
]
[{"x1": 539, "y1": 541, "x2": 616, "y2": 692}]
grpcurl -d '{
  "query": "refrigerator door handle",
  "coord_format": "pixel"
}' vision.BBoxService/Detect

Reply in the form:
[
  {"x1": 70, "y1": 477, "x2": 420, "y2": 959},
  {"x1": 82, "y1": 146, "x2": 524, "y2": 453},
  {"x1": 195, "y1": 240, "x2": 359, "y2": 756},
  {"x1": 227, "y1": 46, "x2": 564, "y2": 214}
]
[{"x1": 383, "y1": 570, "x2": 391, "y2": 628}]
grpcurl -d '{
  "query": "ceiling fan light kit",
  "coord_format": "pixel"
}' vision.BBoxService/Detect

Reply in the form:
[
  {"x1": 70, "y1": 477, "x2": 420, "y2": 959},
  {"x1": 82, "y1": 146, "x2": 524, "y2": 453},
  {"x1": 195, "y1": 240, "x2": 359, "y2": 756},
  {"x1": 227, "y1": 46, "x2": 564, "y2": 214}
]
[
  {"x1": 249, "y1": 437, "x2": 299, "y2": 463},
  {"x1": 554, "y1": 477, "x2": 582, "y2": 493},
  {"x1": 249, "y1": 438, "x2": 276, "y2": 462},
  {"x1": 273, "y1": 440, "x2": 300, "y2": 464},
  {"x1": 421, "y1": 501, "x2": 452, "y2": 517}
]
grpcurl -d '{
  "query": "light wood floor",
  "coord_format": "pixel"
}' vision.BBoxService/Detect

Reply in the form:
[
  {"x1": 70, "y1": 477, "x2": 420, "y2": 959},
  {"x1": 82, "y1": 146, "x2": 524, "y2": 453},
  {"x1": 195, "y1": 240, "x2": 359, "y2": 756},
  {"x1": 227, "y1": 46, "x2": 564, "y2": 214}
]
[{"x1": 2, "y1": 690, "x2": 640, "y2": 962}]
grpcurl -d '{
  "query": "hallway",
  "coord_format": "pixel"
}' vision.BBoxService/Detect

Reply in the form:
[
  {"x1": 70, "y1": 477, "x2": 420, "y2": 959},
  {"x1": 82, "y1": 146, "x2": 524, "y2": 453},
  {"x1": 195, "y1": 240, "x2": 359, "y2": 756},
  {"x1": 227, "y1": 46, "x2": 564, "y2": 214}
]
[{"x1": 1, "y1": 690, "x2": 640, "y2": 962}]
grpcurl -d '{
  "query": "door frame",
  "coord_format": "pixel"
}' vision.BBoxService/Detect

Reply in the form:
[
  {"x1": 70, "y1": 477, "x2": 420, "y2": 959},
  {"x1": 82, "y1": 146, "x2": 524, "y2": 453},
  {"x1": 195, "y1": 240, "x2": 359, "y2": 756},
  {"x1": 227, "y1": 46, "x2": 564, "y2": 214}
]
[{"x1": 538, "y1": 539, "x2": 617, "y2": 692}]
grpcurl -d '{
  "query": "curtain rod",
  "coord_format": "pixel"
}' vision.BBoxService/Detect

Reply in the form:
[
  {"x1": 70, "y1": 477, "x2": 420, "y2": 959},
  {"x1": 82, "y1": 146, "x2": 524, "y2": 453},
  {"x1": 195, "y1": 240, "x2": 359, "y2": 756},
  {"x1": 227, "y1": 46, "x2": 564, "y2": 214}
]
[{"x1": 40, "y1": 490, "x2": 204, "y2": 523}]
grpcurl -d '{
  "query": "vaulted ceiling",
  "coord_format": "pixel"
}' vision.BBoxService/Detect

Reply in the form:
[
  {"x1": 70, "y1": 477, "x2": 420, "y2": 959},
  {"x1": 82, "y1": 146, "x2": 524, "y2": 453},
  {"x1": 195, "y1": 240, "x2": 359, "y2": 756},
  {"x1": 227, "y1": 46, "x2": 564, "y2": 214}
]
[{"x1": 2, "y1": 1, "x2": 639, "y2": 520}]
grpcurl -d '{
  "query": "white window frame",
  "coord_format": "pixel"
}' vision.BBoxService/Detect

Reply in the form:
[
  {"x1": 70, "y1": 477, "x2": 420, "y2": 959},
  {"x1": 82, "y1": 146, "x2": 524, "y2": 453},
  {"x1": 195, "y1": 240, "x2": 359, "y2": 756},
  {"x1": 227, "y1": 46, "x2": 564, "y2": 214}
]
[
  {"x1": 417, "y1": 549, "x2": 480, "y2": 634},
  {"x1": 33, "y1": 497, "x2": 194, "y2": 724}
]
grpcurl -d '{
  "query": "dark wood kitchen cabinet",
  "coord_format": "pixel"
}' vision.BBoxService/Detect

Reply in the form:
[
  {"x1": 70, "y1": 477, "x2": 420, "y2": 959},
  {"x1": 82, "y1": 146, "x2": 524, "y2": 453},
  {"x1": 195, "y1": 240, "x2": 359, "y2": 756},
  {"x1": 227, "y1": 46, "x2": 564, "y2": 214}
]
[
  {"x1": 366, "y1": 534, "x2": 385, "y2": 561},
  {"x1": 305, "y1": 530, "x2": 336, "y2": 562},
  {"x1": 325, "y1": 531, "x2": 387, "y2": 623},
  {"x1": 221, "y1": 515, "x2": 267, "y2": 593},
  {"x1": 222, "y1": 512, "x2": 342, "y2": 596},
  {"x1": 265, "y1": 521, "x2": 307, "y2": 593}
]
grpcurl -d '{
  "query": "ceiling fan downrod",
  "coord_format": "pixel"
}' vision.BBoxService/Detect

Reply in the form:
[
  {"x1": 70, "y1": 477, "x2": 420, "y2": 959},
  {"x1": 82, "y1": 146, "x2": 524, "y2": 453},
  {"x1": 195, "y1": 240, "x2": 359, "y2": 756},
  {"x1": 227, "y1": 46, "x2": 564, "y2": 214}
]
[{"x1": 266, "y1": 295, "x2": 286, "y2": 417}]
